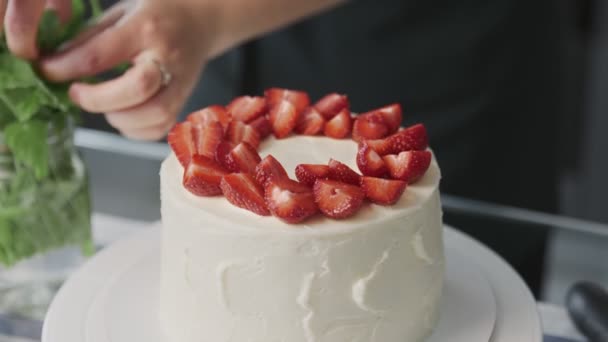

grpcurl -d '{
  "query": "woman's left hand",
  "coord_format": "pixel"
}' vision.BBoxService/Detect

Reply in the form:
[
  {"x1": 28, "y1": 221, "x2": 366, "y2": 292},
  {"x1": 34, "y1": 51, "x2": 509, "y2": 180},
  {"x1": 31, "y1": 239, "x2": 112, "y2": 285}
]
[{"x1": 40, "y1": 0, "x2": 216, "y2": 140}]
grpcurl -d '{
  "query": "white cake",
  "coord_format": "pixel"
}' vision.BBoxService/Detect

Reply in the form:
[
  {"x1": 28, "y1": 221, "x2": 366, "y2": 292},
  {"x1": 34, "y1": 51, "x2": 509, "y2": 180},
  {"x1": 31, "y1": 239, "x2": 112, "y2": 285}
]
[{"x1": 160, "y1": 135, "x2": 444, "y2": 342}]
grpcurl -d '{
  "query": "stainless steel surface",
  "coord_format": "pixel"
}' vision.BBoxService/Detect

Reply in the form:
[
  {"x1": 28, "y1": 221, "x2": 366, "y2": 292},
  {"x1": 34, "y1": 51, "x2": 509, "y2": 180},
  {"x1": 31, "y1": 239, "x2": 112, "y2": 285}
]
[
  {"x1": 76, "y1": 129, "x2": 166, "y2": 221},
  {"x1": 442, "y1": 195, "x2": 608, "y2": 237}
]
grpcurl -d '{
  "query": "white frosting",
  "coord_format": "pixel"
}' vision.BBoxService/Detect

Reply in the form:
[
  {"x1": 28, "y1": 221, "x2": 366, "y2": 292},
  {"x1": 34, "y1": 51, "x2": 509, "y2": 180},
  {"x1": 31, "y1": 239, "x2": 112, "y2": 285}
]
[{"x1": 159, "y1": 136, "x2": 445, "y2": 342}]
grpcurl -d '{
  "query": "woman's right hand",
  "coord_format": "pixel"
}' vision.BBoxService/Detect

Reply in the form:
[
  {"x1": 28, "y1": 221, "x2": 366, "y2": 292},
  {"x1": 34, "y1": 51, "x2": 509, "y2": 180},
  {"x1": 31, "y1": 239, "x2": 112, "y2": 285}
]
[{"x1": 0, "y1": 0, "x2": 72, "y2": 59}]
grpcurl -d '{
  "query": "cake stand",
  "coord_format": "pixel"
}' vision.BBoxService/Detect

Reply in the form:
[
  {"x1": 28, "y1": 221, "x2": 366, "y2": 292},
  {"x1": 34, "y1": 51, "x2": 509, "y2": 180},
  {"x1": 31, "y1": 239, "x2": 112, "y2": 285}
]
[{"x1": 42, "y1": 226, "x2": 541, "y2": 342}]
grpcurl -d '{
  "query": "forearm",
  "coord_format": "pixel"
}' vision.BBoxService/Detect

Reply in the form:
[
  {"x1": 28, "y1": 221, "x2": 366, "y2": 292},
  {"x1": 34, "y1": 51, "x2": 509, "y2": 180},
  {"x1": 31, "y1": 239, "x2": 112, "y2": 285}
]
[{"x1": 195, "y1": 0, "x2": 346, "y2": 58}]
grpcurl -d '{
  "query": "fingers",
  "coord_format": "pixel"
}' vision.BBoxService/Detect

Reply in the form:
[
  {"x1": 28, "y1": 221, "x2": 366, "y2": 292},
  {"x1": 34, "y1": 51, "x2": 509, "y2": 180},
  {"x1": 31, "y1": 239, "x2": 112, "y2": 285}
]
[
  {"x1": 56, "y1": 2, "x2": 128, "y2": 52},
  {"x1": 103, "y1": 81, "x2": 188, "y2": 141},
  {"x1": 4, "y1": 0, "x2": 46, "y2": 59},
  {"x1": 0, "y1": 1, "x2": 6, "y2": 34},
  {"x1": 46, "y1": 0, "x2": 71, "y2": 23},
  {"x1": 40, "y1": 11, "x2": 140, "y2": 81},
  {"x1": 69, "y1": 57, "x2": 163, "y2": 113}
]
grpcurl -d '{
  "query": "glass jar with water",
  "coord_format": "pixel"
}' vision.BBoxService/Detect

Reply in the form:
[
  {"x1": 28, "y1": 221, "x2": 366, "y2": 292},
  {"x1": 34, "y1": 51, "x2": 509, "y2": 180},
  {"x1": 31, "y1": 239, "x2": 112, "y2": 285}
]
[{"x1": 0, "y1": 118, "x2": 92, "y2": 319}]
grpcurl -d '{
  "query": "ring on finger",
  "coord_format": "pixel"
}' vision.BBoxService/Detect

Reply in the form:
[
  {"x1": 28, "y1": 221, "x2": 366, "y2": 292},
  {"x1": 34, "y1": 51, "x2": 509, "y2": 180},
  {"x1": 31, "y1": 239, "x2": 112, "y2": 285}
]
[{"x1": 150, "y1": 59, "x2": 172, "y2": 87}]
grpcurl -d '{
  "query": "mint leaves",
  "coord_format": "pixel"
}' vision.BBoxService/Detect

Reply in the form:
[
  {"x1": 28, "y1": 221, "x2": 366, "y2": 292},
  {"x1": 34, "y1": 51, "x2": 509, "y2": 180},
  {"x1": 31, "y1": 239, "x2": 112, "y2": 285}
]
[
  {"x1": 0, "y1": 0, "x2": 101, "y2": 266},
  {"x1": 4, "y1": 120, "x2": 48, "y2": 179},
  {"x1": 0, "y1": 0, "x2": 101, "y2": 179}
]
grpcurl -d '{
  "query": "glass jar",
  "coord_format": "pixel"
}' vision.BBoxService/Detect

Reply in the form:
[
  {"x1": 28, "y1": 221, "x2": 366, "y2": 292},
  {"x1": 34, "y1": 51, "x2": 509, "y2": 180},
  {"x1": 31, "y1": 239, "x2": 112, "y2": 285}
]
[{"x1": 0, "y1": 119, "x2": 92, "y2": 320}]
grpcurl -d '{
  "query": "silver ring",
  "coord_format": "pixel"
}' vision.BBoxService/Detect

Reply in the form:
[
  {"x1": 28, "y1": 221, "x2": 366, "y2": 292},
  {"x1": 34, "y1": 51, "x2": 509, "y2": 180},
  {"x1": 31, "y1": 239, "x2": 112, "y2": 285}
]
[{"x1": 151, "y1": 59, "x2": 172, "y2": 87}]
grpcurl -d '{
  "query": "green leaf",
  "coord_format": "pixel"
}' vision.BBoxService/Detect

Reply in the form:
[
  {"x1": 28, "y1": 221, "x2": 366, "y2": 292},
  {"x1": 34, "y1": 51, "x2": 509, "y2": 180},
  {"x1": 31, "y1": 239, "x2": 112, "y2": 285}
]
[
  {"x1": 0, "y1": 87, "x2": 55, "y2": 122},
  {"x1": 0, "y1": 98, "x2": 13, "y2": 127},
  {"x1": 0, "y1": 55, "x2": 39, "y2": 89},
  {"x1": 4, "y1": 120, "x2": 48, "y2": 179},
  {"x1": 89, "y1": 0, "x2": 103, "y2": 18},
  {"x1": 38, "y1": 10, "x2": 64, "y2": 52},
  {"x1": 62, "y1": 0, "x2": 87, "y2": 42}
]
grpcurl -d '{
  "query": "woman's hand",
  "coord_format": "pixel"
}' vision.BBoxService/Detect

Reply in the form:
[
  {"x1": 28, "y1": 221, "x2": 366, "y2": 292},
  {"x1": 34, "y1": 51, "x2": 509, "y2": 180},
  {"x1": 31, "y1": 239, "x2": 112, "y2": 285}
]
[
  {"x1": 1, "y1": 0, "x2": 344, "y2": 141},
  {"x1": 1, "y1": 0, "x2": 72, "y2": 59},
  {"x1": 40, "y1": 0, "x2": 215, "y2": 140}
]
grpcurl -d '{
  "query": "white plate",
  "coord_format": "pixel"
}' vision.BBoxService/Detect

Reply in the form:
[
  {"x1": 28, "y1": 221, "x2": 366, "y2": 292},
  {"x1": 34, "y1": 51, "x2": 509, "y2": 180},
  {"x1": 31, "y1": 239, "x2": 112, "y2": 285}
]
[
  {"x1": 443, "y1": 229, "x2": 542, "y2": 342},
  {"x1": 42, "y1": 226, "x2": 537, "y2": 342}
]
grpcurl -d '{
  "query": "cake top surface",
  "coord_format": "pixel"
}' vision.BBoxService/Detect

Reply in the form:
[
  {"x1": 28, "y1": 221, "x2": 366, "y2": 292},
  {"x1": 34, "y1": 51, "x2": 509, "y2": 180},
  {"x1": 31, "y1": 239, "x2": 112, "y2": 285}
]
[{"x1": 162, "y1": 134, "x2": 440, "y2": 235}]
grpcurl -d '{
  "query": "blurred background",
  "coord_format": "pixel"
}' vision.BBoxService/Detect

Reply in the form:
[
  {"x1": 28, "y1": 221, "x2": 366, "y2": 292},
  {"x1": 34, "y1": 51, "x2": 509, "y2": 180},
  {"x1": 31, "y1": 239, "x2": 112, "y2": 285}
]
[{"x1": 79, "y1": 0, "x2": 607, "y2": 305}]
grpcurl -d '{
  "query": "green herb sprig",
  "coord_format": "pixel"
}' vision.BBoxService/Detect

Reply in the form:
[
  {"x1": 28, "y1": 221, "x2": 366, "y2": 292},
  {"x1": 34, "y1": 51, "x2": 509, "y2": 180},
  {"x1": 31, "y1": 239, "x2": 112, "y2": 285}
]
[{"x1": 0, "y1": 0, "x2": 101, "y2": 179}]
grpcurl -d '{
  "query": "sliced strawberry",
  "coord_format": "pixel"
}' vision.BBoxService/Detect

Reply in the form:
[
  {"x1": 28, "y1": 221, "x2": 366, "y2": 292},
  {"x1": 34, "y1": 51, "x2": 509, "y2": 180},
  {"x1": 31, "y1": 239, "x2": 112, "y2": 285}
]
[
  {"x1": 227, "y1": 96, "x2": 267, "y2": 123},
  {"x1": 265, "y1": 88, "x2": 310, "y2": 114},
  {"x1": 362, "y1": 123, "x2": 429, "y2": 156},
  {"x1": 375, "y1": 103, "x2": 402, "y2": 133},
  {"x1": 255, "y1": 155, "x2": 288, "y2": 186},
  {"x1": 360, "y1": 176, "x2": 407, "y2": 205},
  {"x1": 383, "y1": 150, "x2": 432, "y2": 183},
  {"x1": 295, "y1": 107, "x2": 325, "y2": 135},
  {"x1": 220, "y1": 173, "x2": 270, "y2": 216},
  {"x1": 265, "y1": 178, "x2": 318, "y2": 223},
  {"x1": 295, "y1": 164, "x2": 330, "y2": 187},
  {"x1": 230, "y1": 142, "x2": 262, "y2": 173},
  {"x1": 352, "y1": 112, "x2": 390, "y2": 142},
  {"x1": 183, "y1": 155, "x2": 228, "y2": 196},
  {"x1": 385, "y1": 123, "x2": 428, "y2": 154},
  {"x1": 324, "y1": 108, "x2": 352, "y2": 139},
  {"x1": 356, "y1": 143, "x2": 388, "y2": 177},
  {"x1": 328, "y1": 159, "x2": 361, "y2": 185},
  {"x1": 313, "y1": 179, "x2": 364, "y2": 219},
  {"x1": 249, "y1": 115, "x2": 273, "y2": 139},
  {"x1": 215, "y1": 141, "x2": 238, "y2": 172},
  {"x1": 314, "y1": 93, "x2": 349, "y2": 119},
  {"x1": 226, "y1": 121, "x2": 261, "y2": 148},
  {"x1": 363, "y1": 138, "x2": 392, "y2": 156},
  {"x1": 168, "y1": 122, "x2": 196, "y2": 167},
  {"x1": 193, "y1": 120, "x2": 223, "y2": 159},
  {"x1": 187, "y1": 105, "x2": 232, "y2": 130},
  {"x1": 269, "y1": 100, "x2": 299, "y2": 138}
]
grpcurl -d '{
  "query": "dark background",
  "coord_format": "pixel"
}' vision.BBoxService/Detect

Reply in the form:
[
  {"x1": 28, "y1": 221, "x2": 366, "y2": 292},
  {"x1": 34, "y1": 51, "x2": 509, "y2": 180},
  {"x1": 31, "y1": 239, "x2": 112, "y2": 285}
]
[{"x1": 88, "y1": 0, "x2": 606, "y2": 224}]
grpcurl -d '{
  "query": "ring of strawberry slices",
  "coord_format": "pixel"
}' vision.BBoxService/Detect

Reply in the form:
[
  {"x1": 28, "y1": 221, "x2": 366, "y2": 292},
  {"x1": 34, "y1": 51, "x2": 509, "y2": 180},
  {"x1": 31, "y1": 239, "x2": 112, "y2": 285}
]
[{"x1": 168, "y1": 88, "x2": 432, "y2": 224}]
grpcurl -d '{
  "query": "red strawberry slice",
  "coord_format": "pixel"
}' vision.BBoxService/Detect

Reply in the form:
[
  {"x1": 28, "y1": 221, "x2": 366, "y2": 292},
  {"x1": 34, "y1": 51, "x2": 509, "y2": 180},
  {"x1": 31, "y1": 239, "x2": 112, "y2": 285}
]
[
  {"x1": 227, "y1": 96, "x2": 267, "y2": 123},
  {"x1": 269, "y1": 100, "x2": 299, "y2": 138},
  {"x1": 168, "y1": 122, "x2": 196, "y2": 167},
  {"x1": 314, "y1": 93, "x2": 349, "y2": 119},
  {"x1": 265, "y1": 88, "x2": 310, "y2": 114},
  {"x1": 187, "y1": 105, "x2": 232, "y2": 130},
  {"x1": 226, "y1": 121, "x2": 261, "y2": 148},
  {"x1": 220, "y1": 173, "x2": 270, "y2": 216},
  {"x1": 324, "y1": 108, "x2": 352, "y2": 139},
  {"x1": 356, "y1": 142, "x2": 388, "y2": 177},
  {"x1": 255, "y1": 155, "x2": 288, "y2": 186},
  {"x1": 360, "y1": 177, "x2": 407, "y2": 205},
  {"x1": 265, "y1": 178, "x2": 318, "y2": 223},
  {"x1": 183, "y1": 155, "x2": 228, "y2": 196},
  {"x1": 215, "y1": 141, "x2": 238, "y2": 172},
  {"x1": 383, "y1": 150, "x2": 432, "y2": 183},
  {"x1": 385, "y1": 123, "x2": 428, "y2": 154},
  {"x1": 313, "y1": 179, "x2": 364, "y2": 219},
  {"x1": 375, "y1": 103, "x2": 402, "y2": 133},
  {"x1": 295, "y1": 107, "x2": 325, "y2": 135},
  {"x1": 249, "y1": 115, "x2": 273, "y2": 139},
  {"x1": 328, "y1": 159, "x2": 361, "y2": 185},
  {"x1": 193, "y1": 120, "x2": 223, "y2": 159},
  {"x1": 295, "y1": 164, "x2": 330, "y2": 186},
  {"x1": 363, "y1": 138, "x2": 392, "y2": 156},
  {"x1": 362, "y1": 123, "x2": 429, "y2": 156},
  {"x1": 352, "y1": 112, "x2": 390, "y2": 142},
  {"x1": 230, "y1": 142, "x2": 262, "y2": 173}
]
